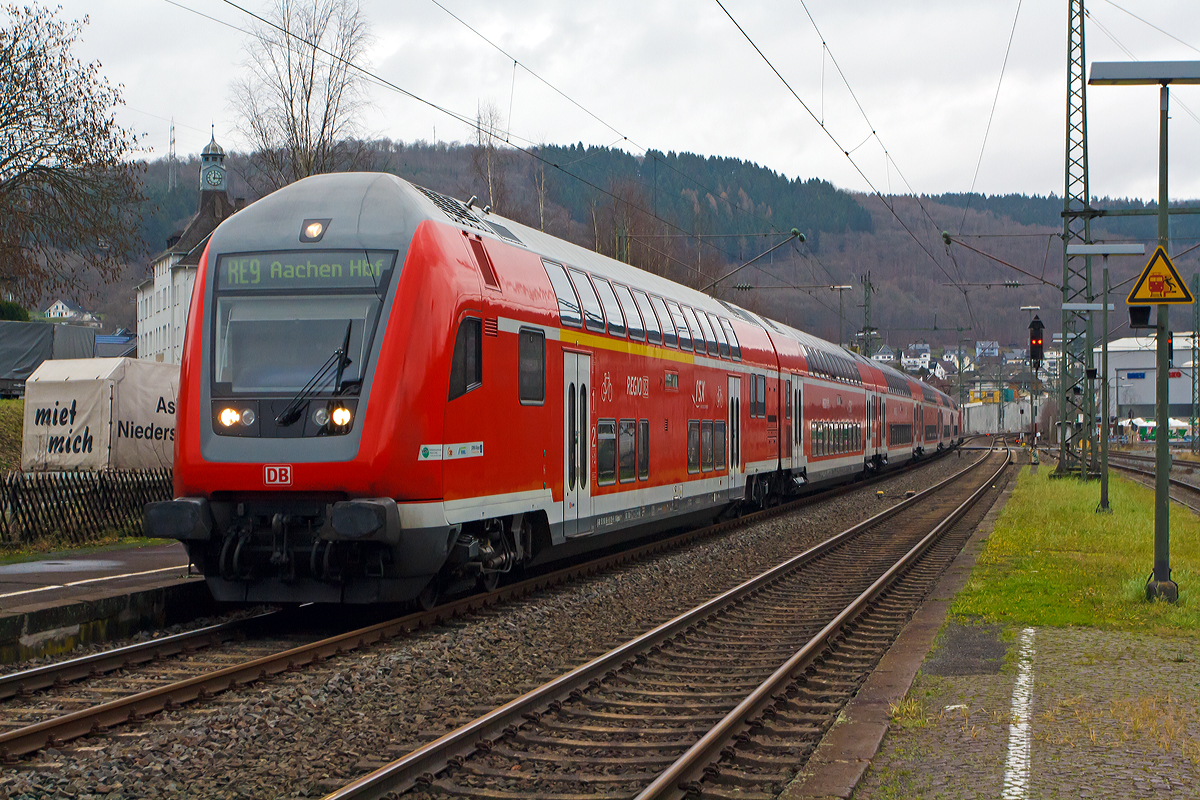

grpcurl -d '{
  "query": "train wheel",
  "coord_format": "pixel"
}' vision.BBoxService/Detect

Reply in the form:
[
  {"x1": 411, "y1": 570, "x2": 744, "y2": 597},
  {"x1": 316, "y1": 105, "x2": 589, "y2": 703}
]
[{"x1": 479, "y1": 571, "x2": 501, "y2": 593}]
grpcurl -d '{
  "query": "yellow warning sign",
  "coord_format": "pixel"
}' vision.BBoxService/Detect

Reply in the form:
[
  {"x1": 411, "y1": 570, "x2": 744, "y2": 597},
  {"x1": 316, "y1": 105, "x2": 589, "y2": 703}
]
[{"x1": 1127, "y1": 246, "x2": 1194, "y2": 304}]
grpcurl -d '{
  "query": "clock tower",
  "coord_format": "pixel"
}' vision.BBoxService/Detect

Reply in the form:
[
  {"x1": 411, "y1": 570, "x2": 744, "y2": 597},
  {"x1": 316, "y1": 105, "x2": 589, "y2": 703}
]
[{"x1": 199, "y1": 131, "x2": 226, "y2": 192}]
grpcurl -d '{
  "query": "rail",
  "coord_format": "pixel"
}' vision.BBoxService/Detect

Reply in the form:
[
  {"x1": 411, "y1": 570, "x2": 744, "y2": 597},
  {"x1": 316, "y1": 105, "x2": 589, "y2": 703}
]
[{"x1": 320, "y1": 439, "x2": 1008, "y2": 799}]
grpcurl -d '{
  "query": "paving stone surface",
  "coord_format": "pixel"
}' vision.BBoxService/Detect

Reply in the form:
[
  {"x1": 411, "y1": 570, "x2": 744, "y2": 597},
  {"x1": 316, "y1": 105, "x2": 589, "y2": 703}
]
[{"x1": 854, "y1": 625, "x2": 1200, "y2": 800}]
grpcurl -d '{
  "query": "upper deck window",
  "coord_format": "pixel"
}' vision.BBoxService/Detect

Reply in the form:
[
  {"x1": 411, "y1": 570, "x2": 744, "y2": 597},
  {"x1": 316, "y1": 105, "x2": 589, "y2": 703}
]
[
  {"x1": 707, "y1": 313, "x2": 730, "y2": 358},
  {"x1": 650, "y1": 296, "x2": 676, "y2": 348},
  {"x1": 695, "y1": 311, "x2": 720, "y2": 357},
  {"x1": 614, "y1": 284, "x2": 644, "y2": 341},
  {"x1": 681, "y1": 306, "x2": 707, "y2": 355},
  {"x1": 719, "y1": 318, "x2": 741, "y2": 360},
  {"x1": 568, "y1": 269, "x2": 606, "y2": 333},
  {"x1": 633, "y1": 290, "x2": 660, "y2": 344},
  {"x1": 592, "y1": 277, "x2": 626, "y2": 338},
  {"x1": 542, "y1": 260, "x2": 581, "y2": 328},
  {"x1": 665, "y1": 300, "x2": 692, "y2": 351}
]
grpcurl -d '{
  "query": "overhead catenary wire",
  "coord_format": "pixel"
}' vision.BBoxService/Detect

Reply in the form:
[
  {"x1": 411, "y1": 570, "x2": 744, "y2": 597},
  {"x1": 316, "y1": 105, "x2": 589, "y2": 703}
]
[
  {"x1": 714, "y1": 0, "x2": 971, "y2": 318},
  {"x1": 959, "y1": 0, "x2": 1024, "y2": 233},
  {"x1": 794, "y1": 0, "x2": 971, "y2": 289},
  {"x1": 426, "y1": 0, "x2": 816, "y2": 257},
  {"x1": 203, "y1": 0, "x2": 760, "y2": 269}
]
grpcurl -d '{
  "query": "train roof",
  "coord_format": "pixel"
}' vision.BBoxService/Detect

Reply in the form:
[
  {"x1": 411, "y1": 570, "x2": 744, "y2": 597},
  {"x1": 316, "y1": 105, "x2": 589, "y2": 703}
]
[
  {"x1": 409, "y1": 180, "x2": 958, "y2": 408},
  {"x1": 235, "y1": 174, "x2": 957, "y2": 409}
]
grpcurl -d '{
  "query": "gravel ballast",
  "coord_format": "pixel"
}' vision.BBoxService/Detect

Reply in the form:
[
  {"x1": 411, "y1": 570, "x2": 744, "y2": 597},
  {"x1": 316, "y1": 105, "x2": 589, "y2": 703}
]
[{"x1": 0, "y1": 454, "x2": 974, "y2": 799}]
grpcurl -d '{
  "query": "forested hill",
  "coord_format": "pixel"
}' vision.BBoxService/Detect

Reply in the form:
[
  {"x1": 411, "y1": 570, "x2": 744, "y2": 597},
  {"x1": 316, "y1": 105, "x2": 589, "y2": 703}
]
[{"x1": 90, "y1": 140, "x2": 1200, "y2": 348}]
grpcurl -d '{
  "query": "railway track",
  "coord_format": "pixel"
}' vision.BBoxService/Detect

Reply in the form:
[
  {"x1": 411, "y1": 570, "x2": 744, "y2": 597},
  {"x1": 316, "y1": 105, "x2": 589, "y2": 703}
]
[
  {"x1": 322, "y1": 440, "x2": 1011, "y2": 800},
  {"x1": 1102, "y1": 450, "x2": 1200, "y2": 512},
  {"x1": 0, "y1": 445, "x2": 970, "y2": 763}
]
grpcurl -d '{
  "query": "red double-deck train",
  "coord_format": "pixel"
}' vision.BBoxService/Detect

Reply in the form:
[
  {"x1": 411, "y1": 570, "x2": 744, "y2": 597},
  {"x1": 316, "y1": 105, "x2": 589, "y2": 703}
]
[{"x1": 145, "y1": 173, "x2": 960, "y2": 605}]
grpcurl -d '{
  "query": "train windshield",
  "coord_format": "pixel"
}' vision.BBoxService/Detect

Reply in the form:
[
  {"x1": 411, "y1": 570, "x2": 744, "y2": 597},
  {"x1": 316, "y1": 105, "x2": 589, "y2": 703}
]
[{"x1": 211, "y1": 250, "x2": 396, "y2": 395}]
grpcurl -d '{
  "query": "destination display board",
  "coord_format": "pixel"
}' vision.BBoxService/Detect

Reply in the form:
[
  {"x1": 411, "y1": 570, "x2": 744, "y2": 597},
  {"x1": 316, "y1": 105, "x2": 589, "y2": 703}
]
[{"x1": 216, "y1": 250, "x2": 396, "y2": 292}]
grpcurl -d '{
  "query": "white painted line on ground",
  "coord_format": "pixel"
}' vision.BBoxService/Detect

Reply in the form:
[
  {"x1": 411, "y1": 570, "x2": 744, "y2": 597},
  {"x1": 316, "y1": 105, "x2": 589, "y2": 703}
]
[
  {"x1": 1002, "y1": 626, "x2": 1037, "y2": 799},
  {"x1": 0, "y1": 564, "x2": 193, "y2": 602}
]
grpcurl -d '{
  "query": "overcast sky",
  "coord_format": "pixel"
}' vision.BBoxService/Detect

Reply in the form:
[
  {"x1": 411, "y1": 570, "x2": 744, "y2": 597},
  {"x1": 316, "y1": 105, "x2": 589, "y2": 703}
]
[{"x1": 50, "y1": 0, "x2": 1200, "y2": 201}]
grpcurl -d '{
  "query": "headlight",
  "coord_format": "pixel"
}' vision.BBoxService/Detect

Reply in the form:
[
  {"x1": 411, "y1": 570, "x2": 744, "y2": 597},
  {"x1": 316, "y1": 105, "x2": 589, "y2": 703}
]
[
  {"x1": 312, "y1": 407, "x2": 330, "y2": 426},
  {"x1": 241, "y1": 408, "x2": 256, "y2": 426},
  {"x1": 331, "y1": 406, "x2": 352, "y2": 426},
  {"x1": 219, "y1": 407, "x2": 241, "y2": 427}
]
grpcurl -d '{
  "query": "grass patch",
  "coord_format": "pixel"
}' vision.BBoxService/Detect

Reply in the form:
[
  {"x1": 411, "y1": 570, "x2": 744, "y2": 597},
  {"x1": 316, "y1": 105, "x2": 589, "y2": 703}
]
[
  {"x1": 951, "y1": 466, "x2": 1200, "y2": 632},
  {"x1": 0, "y1": 535, "x2": 174, "y2": 565},
  {"x1": 0, "y1": 398, "x2": 21, "y2": 472}
]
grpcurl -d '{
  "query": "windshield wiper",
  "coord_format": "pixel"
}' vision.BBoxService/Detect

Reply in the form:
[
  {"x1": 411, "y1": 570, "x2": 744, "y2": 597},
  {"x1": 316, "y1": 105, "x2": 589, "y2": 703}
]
[{"x1": 275, "y1": 322, "x2": 354, "y2": 427}]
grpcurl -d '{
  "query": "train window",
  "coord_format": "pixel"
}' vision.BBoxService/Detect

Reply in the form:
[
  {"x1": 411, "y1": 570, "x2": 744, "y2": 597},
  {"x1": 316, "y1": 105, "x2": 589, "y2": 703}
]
[
  {"x1": 597, "y1": 419, "x2": 617, "y2": 485},
  {"x1": 568, "y1": 385, "x2": 576, "y2": 490},
  {"x1": 580, "y1": 388, "x2": 587, "y2": 487},
  {"x1": 714, "y1": 420, "x2": 726, "y2": 470},
  {"x1": 731, "y1": 398, "x2": 739, "y2": 465},
  {"x1": 683, "y1": 307, "x2": 706, "y2": 355},
  {"x1": 448, "y1": 317, "x2": 483, "y2": 401},
  {"x1": 696, "y1": 310, "x2": 720, "y2": 357},
  {"x1": 542, "y1": 261, "x2": 581, "y2": 328},
  {"x1": 593, "y1": 278, "x2": 626, "y2": 338},
  {"x1": 701, "y1": 421, "x2": 714, "y2": 472},
  {"x1": 518, "y1": 328, "x2": 545, "y2": 404},
  {"x1": 756, "y1": 374, "x2": 766, "y2": 418},
  {"x1": 685, "y1": 307, "x2": 712, "y2": 356},
  {"x1": 666, "y1": 301, "x2": 693, "y2": 351},
  {"x1": 619, "y1": 419, "x2": 637, "y2": 483},
  {"x1": 614, "y1": 285, "x2": 645, "y2": 341},
  {"x1": 638, "y1": 419, "x2": 650, "y2": 480},
  {"x1": 707, "y1": 313, "x2": 730, "y2": 358},
  {"x1": 634, "y1": 290, "x2": 662, "y2": 345},
  {"x1": 719, "y1": 318, "x2": 741, "y2": 361},
  {"x1": 748, "y1": 375, "x2": 758, "y2": 418},
  {"x1": 687, "y1": 420, "x2": 701, "y2": 474},
  {"x1": 650, "y1": 296, "x2": 677, "y2": 348},
  {"x1": 568, "y1": 269, "x2": 606, "y2": 333}
]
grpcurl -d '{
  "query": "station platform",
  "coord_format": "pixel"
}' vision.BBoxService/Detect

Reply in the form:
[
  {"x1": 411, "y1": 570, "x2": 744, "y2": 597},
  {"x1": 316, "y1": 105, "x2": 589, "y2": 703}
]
[
  {"x1": 783, "y1": 451, "x2": 1200, "y2": 799},
  {"x1": 0, "y1": 542, "x2": 215, "y2": 663}
]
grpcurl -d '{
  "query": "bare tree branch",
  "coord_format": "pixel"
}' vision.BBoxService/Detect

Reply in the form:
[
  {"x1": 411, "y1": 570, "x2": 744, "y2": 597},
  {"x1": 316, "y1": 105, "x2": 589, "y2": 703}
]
[
  {"x1": 0, "y1": 4, "x2": 145, "y2": 305},
  {"x1": 232, "y1": 0, "x2": 373, "y2": 192}
]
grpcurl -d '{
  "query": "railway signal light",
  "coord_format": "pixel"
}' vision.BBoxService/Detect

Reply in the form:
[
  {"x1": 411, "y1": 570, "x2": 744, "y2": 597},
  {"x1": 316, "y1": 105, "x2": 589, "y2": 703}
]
[
  {"x1": 1028, "y1": 315, "x2": 1044, "y2": 369},
  {"x1": 1168, "y1": 330, "x2": 1174, "y2": 366}
]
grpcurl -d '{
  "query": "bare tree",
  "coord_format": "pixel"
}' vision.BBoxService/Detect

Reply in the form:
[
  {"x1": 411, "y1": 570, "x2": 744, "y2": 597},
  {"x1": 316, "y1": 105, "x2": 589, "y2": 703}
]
[
  {"x1": 232, "y1": 0, "x2": 372, "y2": 192},
  {"x1": 0, "y1": 5, "x2": 145, "y2": 305},
  {"x1": 471, "y1": 101, "x2": 511, "y2": 213}
]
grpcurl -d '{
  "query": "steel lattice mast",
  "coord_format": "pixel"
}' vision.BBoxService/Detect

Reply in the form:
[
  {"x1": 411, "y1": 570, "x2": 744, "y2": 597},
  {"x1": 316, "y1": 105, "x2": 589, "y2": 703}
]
[{"x1": 1058, "y1": 0, "x2": 1096, "y2": 476}]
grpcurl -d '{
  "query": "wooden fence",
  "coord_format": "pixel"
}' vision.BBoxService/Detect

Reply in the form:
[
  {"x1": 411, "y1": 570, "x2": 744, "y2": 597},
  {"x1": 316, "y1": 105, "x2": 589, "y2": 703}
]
[{"x1": 0, "y1": 469, "x2": 173, "y2": 545}]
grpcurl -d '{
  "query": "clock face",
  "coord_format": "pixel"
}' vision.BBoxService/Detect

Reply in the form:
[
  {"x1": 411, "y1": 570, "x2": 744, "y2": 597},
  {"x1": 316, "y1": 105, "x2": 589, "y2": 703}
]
[{"x1": 205, "y1": 168, "x2": 223, "y2": 186}]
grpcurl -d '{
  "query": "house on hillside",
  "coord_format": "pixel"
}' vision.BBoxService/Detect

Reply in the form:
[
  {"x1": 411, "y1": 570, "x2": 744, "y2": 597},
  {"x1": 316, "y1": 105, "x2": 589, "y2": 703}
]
[
  {"x1": 44, "y1": 299, "x2": 100, "y2": 327},
  {"x1": 136, "y1": 134, "x2": 244, "y2": 364},
  {"x1": 871, "y1": 344, "x2": 895, "y2": 363}
]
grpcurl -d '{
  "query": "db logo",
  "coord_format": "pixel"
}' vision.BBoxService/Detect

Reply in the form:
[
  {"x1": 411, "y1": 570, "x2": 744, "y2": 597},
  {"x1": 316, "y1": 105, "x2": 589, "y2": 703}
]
[{"x1": 264, "y1": 464, "x2": 292, "y2": 486}]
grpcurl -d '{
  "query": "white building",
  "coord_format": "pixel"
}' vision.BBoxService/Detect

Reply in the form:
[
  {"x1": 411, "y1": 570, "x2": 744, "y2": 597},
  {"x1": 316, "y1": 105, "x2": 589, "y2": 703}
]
[
  {"x1": 871, "y1": 344, "x2": 894, "y2": 363},
  {"x1": 136, "y1": 135, "x2": 241, "y2": 363},
  {"x1": 44, "y1": 299, "x2": 99, "y2": 327},
  {"x1": 1095, "y1": 333, "x2": 1198, "y2": 420}
]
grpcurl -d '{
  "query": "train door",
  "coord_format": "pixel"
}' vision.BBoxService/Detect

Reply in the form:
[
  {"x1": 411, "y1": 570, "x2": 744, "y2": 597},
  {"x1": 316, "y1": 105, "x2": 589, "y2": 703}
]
[
  {"x1": 783, "y1": 377, "x2": 793, "y2": 468},
  {"x1": 728, "y1": 376, "x2": 743, "y2": 493},
  {"x1": 563, "y1": 352, "x2": 592, "y2": 537},
  {"x1": 882, "y1": 399, "x2": 888, "y2": 449},
  {"x1": 792, "y1": 376, "x2": 804, "y2": 465}
]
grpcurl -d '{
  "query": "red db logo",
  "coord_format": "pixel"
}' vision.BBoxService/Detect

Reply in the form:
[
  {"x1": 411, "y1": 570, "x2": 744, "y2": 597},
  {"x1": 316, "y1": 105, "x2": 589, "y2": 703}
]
[{"x1": 264, "y1": 464, "x2": 292, "y2": 486}]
